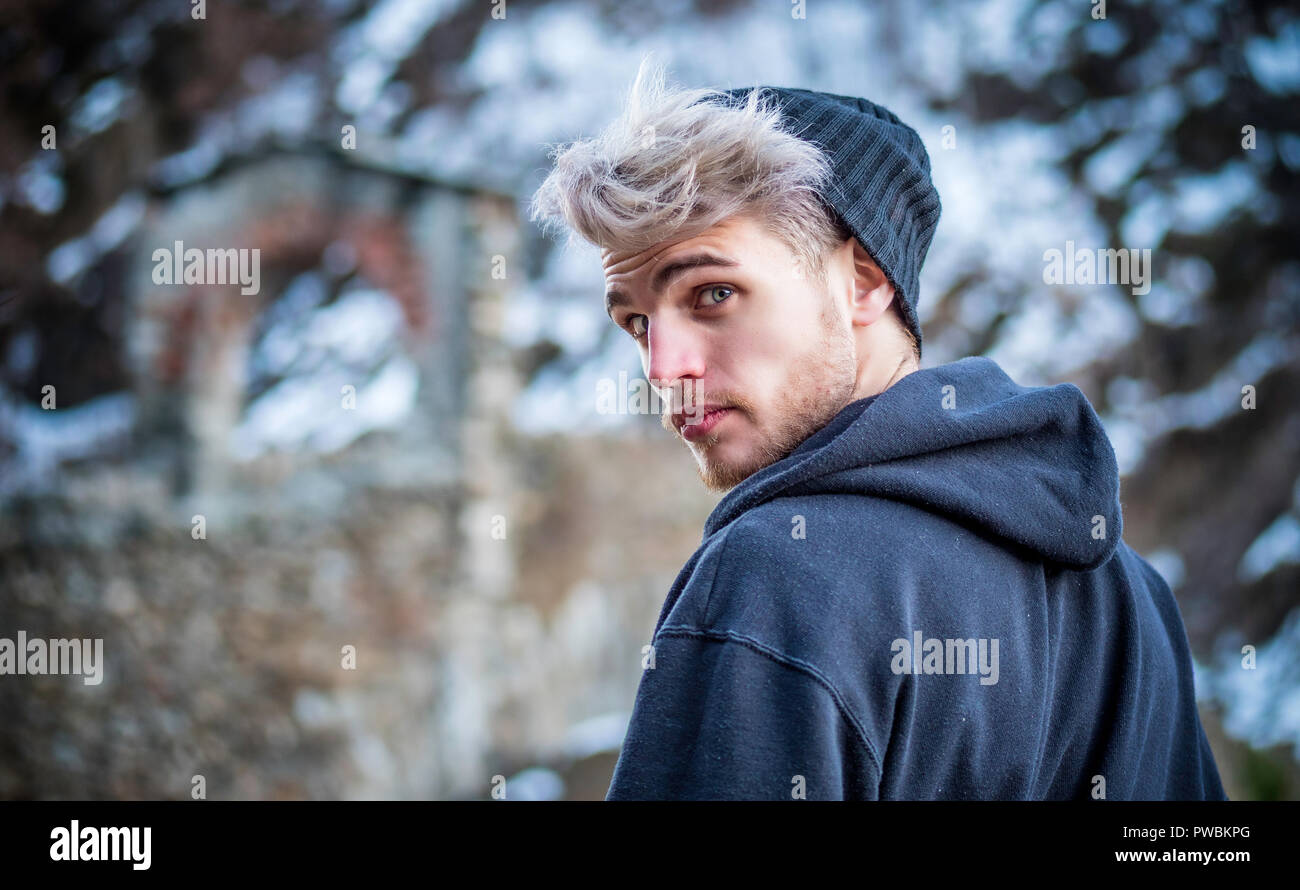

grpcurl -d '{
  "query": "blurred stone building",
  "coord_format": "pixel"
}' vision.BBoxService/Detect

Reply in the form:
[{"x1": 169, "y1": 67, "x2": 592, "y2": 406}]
[{"x1": 0, "y1": 146, "x2": 717, "y2": 800}]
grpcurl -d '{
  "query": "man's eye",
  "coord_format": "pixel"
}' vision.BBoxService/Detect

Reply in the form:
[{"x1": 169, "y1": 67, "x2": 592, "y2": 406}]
[
  {"x1": 699, "y1": 285, "x2": 734, "y2": 306},
  {"x1": 627, "y1": 315, "x2": 648, "y2": 338}
]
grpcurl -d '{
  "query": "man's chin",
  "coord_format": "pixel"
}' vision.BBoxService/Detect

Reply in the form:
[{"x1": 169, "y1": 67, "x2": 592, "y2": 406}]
[
  {"x1": 670, "y1": 406, "x2": 825, "y2": 492},
  {"x1": 690, "y1": 443, "x2": 771, "y2": 492},
  {"x1": 695, "y1": 461, "x2": 752, "y2": 492}
]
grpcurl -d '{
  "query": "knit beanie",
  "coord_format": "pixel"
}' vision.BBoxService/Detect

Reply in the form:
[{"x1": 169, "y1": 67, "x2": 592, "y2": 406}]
[{"x1": 718, "y1": 86, "x2": 941, "y2": 352}]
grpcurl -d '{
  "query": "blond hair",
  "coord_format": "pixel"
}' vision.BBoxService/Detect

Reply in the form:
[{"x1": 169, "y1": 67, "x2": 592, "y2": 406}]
[{"x1": 529, "y1": 55, "x2": 850, "y2": 281}]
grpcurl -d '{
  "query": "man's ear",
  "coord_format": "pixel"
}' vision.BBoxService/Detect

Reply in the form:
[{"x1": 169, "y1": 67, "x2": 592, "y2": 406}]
[{"x1": 847, "y1": 239, "x2": 895, "y2": 326}]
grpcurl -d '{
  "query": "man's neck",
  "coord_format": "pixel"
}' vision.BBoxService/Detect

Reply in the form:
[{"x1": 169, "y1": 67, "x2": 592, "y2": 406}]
[{"x1": 852, "y1": 351, "x2": 919, "y2": 402}]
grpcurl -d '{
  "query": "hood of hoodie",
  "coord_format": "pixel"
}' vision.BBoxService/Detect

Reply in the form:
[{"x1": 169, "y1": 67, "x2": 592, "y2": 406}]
[{"x1": 702, "y1": 356, "x2": 1123, "y2": 571}]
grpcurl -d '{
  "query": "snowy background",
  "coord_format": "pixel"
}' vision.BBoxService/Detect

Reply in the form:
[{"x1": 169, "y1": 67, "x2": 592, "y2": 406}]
[{"x1": 1, "y1": 0, "x2": 1297, "y2": 799}]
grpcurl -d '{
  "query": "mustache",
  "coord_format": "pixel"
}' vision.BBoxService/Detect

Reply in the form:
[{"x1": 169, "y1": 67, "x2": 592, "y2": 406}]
[{"x1": 653, "y1": 382, "x2": 754, "y2": 432}]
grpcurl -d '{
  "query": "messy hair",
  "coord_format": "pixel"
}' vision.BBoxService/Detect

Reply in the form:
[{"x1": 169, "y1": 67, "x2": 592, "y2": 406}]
[{"x1": 529, "y1": 56, "x2": 852, "y2": 283}]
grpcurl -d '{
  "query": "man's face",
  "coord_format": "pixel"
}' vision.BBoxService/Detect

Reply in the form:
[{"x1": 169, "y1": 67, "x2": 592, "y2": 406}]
[{"x1": 601, "y1": 213, "x2": 859, "y2": 491}]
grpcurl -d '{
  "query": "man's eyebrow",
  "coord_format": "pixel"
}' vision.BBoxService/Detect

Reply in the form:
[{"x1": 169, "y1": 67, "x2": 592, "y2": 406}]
[{"x1": 605, "y1": 252, "x2": 741, "y2": 318}]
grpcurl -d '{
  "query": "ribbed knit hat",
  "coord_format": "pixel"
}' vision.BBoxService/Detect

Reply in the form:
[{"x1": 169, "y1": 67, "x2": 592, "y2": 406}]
[{"x1": 718, "y1": 87, "x2": 941, "y2": 352}]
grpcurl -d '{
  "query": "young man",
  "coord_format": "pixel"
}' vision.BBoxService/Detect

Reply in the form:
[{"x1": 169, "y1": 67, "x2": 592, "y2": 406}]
[{"x1": 530, "y1": 61, "x2": 1227, "y2": 800}]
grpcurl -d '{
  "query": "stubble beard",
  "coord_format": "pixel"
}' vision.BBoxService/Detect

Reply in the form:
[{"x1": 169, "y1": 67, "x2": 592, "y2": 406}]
[{"x1": 662, "y1": 298, "x2": 860, "y2": 492}]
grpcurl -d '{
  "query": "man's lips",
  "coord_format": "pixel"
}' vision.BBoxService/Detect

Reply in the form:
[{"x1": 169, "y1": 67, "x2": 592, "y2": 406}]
[{"x1": 676, "y1": 405, "x2": 734, "y2": 440}]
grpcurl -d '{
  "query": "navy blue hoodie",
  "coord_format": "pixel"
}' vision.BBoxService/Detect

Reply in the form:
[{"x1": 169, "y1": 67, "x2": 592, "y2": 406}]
[{"x1": 605, "y1": 356, "x2": 1227, "y2": 800}]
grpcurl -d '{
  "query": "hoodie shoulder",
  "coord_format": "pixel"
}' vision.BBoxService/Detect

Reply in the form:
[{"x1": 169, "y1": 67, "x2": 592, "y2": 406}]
[
  {"x1": 666, "y1": 493, "x2": 1042, "y2": 648},
  {"x1": 702, "y1": 357, "x2": 1125, "y2": 572}
]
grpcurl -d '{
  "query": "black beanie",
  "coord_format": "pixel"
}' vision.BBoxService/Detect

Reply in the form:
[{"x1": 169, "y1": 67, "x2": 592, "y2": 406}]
[{"x1": 718, "y1": 86, "x2": 941, "y2": 353}]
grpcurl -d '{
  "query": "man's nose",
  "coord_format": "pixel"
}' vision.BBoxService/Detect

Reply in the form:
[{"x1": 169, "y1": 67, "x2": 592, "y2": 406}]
[{"x1": 644, "y1": 315, "x2": 706, "y2": 395}]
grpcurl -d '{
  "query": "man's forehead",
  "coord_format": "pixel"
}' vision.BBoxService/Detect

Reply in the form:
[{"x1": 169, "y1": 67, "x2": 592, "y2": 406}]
[
  {"x1": 599, "y1": 216, "x2": 751, "y2": 275},
  {"x1": 601, "y1": 241, "x2": 665, "y2": 276}
]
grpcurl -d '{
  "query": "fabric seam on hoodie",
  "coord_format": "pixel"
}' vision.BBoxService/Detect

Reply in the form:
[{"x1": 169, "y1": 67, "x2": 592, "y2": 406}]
[{"x1": 654, "y1": 624, "x2": 885, "y2": 784}]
